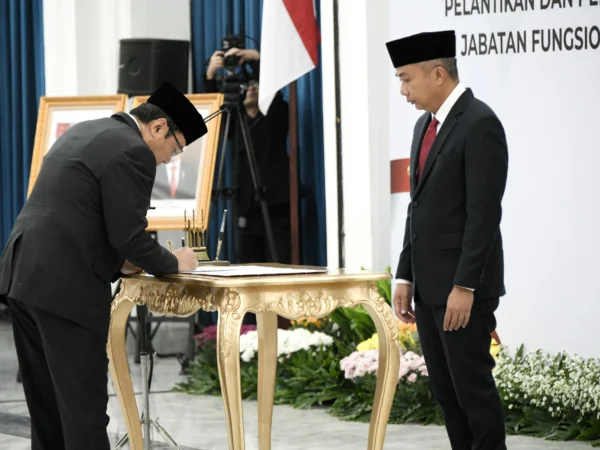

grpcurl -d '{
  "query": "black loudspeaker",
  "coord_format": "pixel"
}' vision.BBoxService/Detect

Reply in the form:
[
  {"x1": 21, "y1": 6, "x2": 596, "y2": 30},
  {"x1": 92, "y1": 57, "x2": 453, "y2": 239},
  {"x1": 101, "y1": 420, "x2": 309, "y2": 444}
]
[{"x1": 118, "y1": 38, "x2": 190, "y2": 95}]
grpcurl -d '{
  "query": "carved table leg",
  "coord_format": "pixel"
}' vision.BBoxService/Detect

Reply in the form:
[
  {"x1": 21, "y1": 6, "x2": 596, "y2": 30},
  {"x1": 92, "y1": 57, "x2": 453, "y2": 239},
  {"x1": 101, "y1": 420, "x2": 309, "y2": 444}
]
[
  {"x1": 256, "y1": 311, "x2": 278, "y2": 450},
  {"x1": 362, "y1": 291, "x2": 401, "y2": 450},
  {"x1": 216, "y1": 291, "x2": 246, "y2": 450},
  {"x1": 107, "y1": 298, "x2": 143, "y2": 450}
]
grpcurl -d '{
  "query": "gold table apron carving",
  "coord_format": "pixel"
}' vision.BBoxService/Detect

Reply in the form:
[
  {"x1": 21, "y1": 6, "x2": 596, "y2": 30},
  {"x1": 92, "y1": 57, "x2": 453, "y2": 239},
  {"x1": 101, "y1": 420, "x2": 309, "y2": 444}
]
[{"x1": 107, "y1": 268, "x2": 400, "y2": 450}]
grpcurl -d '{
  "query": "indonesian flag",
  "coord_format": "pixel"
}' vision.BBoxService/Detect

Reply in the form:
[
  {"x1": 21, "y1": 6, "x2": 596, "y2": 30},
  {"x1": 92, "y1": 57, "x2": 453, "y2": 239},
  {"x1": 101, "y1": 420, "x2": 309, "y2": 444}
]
[{"x1": 258, "y1": 0, "x2": 319, "y2": 114}]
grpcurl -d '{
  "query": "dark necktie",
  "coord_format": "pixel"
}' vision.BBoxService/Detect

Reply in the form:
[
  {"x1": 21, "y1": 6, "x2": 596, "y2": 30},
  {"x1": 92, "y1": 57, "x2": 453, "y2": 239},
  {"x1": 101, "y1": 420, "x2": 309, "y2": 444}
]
[{"x1": 418, "y1": 117, "x2": 439, "y2": 181}]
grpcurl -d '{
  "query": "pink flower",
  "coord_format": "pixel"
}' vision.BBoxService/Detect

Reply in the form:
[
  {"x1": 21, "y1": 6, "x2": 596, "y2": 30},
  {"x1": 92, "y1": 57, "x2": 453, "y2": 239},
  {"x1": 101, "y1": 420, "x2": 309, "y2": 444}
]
[
  {"x1": 342, "y1": 348, "x2": 430, "y2": 382},
  {"x1": 195, "y1": 324, "x2": 257, "y2": 348}
]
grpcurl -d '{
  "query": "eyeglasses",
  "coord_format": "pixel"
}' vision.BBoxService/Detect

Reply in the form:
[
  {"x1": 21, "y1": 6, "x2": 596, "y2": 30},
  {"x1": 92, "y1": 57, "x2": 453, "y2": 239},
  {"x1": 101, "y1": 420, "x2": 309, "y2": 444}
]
[{"x1": 171, "y1": 131, "x2": 184, "y2": 157}]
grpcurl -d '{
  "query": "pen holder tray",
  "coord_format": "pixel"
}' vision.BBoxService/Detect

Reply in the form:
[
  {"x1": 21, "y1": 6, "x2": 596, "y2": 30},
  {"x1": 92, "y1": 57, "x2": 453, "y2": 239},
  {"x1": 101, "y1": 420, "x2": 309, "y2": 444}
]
[{"x1": 191, "y1": 247, "x2": 230, "y2": 265}]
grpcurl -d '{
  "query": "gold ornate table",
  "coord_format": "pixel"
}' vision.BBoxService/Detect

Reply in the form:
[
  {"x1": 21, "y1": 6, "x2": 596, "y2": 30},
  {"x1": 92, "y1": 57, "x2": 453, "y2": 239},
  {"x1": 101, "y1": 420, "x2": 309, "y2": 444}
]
[{"x1": 107, "y1": 266, "x2": 400, "y2": 450}]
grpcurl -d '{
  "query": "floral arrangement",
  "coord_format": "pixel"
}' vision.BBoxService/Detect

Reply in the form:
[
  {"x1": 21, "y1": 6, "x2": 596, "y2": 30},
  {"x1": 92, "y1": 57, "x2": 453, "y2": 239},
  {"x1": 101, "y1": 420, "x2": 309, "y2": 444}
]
[
  {"x1": 494, "y1": 345, "x2": 600, "y2": 443},
  {"x1": 239, "y1": 327, "x2": 334, "y2": 362},
  {"x1": 340, "y1": 349, "x2": 427, "y2": 382},
  {"x1": 341, "y1": 320, "x2": 427, "y2": 383}
]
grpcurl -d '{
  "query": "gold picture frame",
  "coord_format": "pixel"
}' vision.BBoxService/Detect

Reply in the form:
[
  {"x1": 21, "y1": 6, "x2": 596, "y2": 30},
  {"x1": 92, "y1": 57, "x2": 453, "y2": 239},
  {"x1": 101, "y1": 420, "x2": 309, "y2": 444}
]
[
  {"x1": 28, "y1": 95, "x2": 128, "y2": 196},
  {"x1": 130, "y1": 93, "x2": 224, "y2": 231}
]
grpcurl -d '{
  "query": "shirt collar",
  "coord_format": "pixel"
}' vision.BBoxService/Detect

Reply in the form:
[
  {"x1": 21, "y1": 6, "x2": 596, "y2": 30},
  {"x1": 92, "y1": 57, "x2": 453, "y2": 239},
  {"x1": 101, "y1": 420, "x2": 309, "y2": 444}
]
[
  {"x1": 433, "y1": 82, "x2": 466, "y2": 126},
  {"x1": 127, "y1": 113, "x2": 141, "y2": 131}
]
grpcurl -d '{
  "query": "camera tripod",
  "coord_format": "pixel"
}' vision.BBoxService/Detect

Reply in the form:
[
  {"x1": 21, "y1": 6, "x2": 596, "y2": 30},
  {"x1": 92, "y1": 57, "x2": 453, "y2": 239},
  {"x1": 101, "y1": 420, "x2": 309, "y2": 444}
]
[{"x1": 212, "y1": 101, "x2": 279, "y2": 262}]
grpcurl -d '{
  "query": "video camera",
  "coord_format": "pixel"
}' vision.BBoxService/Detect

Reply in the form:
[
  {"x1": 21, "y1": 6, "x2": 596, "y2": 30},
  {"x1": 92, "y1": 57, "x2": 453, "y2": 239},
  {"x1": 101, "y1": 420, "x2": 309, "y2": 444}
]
[
  {"x1": 221, "y1": 34, "x2": 246, "y2": 72},
  {"x1": 219, "y1": 34, "x2": 257, "y2": 104}
]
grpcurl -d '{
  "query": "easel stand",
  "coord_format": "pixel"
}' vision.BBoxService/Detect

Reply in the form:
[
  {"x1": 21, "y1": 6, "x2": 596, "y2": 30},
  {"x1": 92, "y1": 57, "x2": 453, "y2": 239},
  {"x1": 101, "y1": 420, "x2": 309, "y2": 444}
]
[{"x1": 114, "y1": 305, "x2": 181, "y2": 450}]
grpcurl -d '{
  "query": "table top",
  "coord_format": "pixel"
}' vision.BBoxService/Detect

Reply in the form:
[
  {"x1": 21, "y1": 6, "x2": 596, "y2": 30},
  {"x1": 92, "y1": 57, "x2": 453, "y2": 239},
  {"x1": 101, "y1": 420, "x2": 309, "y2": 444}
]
[{"x1": 128, "y1": 264, "x2": 391, "y2": 288}]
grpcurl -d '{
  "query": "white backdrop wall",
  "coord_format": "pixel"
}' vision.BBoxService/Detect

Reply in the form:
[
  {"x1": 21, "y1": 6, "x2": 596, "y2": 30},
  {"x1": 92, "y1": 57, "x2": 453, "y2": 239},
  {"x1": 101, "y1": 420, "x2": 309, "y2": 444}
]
[
  {"x1": 43, "y1": 0, "x2": 190, "y2": 96},
  {"x1": 388, "y1": 1, "x2": 600, "y2": 357},
  {"x1": 321, "y1": 0, "x2": 391, "y2": 273}
]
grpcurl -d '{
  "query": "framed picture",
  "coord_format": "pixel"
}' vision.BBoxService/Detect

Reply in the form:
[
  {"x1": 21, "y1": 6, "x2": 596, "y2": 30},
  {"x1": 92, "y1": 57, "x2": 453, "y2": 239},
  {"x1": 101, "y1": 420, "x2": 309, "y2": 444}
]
[
  {"x1": 28, "y1": 95, "x2": 128, "y2": 195},
  {"x1": 130, "y1": 93, "x2": 224, "y2": 231}
]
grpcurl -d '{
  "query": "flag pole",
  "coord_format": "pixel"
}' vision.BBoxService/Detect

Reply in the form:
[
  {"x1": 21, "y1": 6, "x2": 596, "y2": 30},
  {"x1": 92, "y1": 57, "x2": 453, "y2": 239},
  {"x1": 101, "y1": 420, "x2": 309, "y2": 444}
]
[{"x1": 289, "y1": 81, "x2": 300, "y2": 265}]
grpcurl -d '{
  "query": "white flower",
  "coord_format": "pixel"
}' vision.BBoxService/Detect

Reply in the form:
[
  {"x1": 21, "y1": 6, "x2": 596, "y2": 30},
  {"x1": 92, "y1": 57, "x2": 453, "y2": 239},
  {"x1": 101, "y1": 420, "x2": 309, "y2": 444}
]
[
  {"x1": 493, "y1": 346, "x2": 600, "y2": 420},
  {"x1": 238, "y1": 328, "x2": 334, "y2": 362}
]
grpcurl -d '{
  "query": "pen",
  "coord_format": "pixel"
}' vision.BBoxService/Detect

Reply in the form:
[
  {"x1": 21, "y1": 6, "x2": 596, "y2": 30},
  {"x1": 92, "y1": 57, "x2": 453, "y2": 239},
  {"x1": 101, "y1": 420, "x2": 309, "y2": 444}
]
[
  {"x1": 192, "y1": 209, "x2": 197, "y2": 248},
  {"x1": 167, "y1": 240, "x2": 173, "y2": 252},
  {"x1": 184, "y1": 211, "x2": 187, "y2": 247},
  {"x1": 215, "y1": 209, "x2": 228, "y2": 261}
]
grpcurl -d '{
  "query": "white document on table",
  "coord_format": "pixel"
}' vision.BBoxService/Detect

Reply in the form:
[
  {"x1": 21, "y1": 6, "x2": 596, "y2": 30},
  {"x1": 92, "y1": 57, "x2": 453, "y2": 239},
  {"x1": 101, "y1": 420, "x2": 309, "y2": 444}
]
[{"x1": 179, "y1": 265, "x2": 327, "y2": 277}]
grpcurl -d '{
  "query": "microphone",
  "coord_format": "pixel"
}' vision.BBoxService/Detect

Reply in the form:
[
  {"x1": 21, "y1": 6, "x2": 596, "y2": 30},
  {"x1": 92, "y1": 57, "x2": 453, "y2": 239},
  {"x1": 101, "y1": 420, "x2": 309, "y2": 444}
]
[
  {"x1": 203, "y1": 104, "x2": 230, "y2": 124},
  {"x1": 215, "y1": 209, "x2": 227, "y2": 261}
]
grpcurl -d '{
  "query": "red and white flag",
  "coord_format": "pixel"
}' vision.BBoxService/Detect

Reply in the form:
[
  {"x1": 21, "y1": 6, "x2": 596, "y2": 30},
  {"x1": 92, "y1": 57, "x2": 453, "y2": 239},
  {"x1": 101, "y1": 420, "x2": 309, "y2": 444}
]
[{"x1": 258, "y1": 0, "x2": 319, "y2": 114}]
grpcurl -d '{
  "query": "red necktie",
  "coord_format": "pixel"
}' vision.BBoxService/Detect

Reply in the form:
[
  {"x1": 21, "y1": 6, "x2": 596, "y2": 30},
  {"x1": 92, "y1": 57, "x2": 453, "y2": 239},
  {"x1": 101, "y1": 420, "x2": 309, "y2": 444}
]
[
  {"x1": 170, "y1": 164, "x2": 177, "y2": 198},
  {"x1": 418, "y1": 117, "x2": 439, "y2": 181}
]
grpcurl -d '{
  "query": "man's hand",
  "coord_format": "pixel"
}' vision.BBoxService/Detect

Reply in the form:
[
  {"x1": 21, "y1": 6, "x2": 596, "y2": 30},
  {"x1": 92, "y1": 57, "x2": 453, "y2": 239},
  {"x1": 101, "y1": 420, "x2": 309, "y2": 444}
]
[
  {"x1": 121, "y1": 260, "x2": 142, "y2": 275},
  {"x1": 224, "y1": 47, "x2": 260, "y2": 63},
  {"x1": 206, "y1": 50, "x2": 224, "y2": 79},
  {"x1": 173, "y1": 247, "x2": 198, "y2": 272},
  {"x1": 443, "y1": 287, "x2": 474, "y2": 331},
  {"x1": 393, "y1": 283, "x2": 415, "y2": 324}
]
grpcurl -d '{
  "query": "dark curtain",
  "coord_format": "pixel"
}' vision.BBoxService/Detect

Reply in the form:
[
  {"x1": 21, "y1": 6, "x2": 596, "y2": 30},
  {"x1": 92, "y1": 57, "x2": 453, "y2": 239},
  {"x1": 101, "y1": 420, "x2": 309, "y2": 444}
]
[
  {"x1": 0, "y1": 0, "x2": 45, "y2": 246},
  {"x1": 190, "y1": 0, "x2": 326, "y2": 266}
]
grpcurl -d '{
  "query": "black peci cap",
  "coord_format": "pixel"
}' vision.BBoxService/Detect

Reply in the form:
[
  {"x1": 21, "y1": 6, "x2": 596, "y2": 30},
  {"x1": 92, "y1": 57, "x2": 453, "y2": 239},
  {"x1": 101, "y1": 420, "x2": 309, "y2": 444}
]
[
  {"x1": 386, "y1": 30, "x2": 456, "y2": 68},
  {"x1": 147, "y1": 81, "x2": 208, "y2": 145}
]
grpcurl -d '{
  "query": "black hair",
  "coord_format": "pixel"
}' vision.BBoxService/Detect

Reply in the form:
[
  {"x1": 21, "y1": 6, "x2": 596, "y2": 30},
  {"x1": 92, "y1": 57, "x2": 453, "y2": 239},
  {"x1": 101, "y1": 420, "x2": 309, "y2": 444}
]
[{"x1": 130, "y1": 103, "x2": 179, "y2": 135}]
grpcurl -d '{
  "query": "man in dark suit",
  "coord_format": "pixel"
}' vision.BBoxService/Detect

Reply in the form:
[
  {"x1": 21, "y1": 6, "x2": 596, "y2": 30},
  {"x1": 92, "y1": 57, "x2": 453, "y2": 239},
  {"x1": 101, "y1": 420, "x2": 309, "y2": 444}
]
[
  {"x1": 0, "y1": 81, "x2": 206, "y2": 450},
  {"x1": 387, "y1": 31, "x2": 508, "y2": 450}
]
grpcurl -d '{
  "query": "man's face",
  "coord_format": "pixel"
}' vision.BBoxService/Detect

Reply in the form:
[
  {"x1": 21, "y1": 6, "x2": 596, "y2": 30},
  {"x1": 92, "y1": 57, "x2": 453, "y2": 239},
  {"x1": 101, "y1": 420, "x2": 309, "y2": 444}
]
[
  {"x1": 395, "y1": 63, "x2": 439, "y2": 112},
  {"x1": 144, "y1": 118, "x2": 186, "y2": 166},
  {"x1": 244, "y1": 81, "x2": 259, "y2": 108}
]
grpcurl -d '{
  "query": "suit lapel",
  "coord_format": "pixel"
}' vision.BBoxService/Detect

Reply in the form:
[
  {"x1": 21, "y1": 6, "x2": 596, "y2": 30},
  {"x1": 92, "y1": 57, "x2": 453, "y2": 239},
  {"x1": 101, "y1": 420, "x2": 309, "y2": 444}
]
[
  {"x1": 411, "y1": 115, "x2": 430, "y2": 193},
  {"x1": 414, "y1": 116, "x2": 457, "y2": 195},
  {"x1": 414, "y1": 88, "x2": 474, "y2": 196}
]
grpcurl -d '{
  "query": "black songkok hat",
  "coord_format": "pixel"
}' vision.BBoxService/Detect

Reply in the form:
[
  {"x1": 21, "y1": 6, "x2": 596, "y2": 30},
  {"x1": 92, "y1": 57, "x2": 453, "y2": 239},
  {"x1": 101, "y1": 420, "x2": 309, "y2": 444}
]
[
  {"x1": 386, "y1": 30, "x2": 456, "y2": 68},
  {"x1": 147, "y1": 81, "x2": 207, "y2": 145}
]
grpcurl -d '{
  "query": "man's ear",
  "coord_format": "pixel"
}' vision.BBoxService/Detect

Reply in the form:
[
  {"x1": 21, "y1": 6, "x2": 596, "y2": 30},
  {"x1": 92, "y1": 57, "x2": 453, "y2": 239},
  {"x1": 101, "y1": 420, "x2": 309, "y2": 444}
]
[
  {"x1": 434, "y1": 67, "x2": 446, "y2": 85},
  {"x1": 151, "y1": 118, "x2": 168, "y2": 136}
]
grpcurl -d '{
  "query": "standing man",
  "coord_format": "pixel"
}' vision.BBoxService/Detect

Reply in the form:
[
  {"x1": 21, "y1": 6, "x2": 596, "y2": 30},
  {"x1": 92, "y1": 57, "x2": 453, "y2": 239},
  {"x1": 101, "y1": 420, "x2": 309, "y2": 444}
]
[
  {"x1": 0, "y1": 81, "x2": 205, "y2": 450},
  {"x1": 387, "y1": 31, "x2": 508, "y2": 450}
]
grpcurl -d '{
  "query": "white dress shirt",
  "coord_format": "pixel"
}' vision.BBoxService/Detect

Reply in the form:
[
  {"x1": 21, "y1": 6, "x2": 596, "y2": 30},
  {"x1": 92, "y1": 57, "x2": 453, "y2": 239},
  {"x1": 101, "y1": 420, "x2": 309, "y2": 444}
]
[
  {"x1": 127, "y1": 113, "x2": 141, "y2": 131},
  {"x1": 396, "y1": 83, "x2": 474, "y2": 292}
]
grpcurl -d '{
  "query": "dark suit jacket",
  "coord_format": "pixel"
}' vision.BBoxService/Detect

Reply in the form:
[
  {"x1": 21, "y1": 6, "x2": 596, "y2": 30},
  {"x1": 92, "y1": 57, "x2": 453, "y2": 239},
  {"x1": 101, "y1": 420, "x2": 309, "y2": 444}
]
[
  {"x1": 396, "y1": 89, "x2": 508, "y2": 305},
  {"x1": 152, "y1": 160, "x2": 198, "y2": 200},
  {"x1": 0, "y1": 112, "x2": 178, "y2": 337}
]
